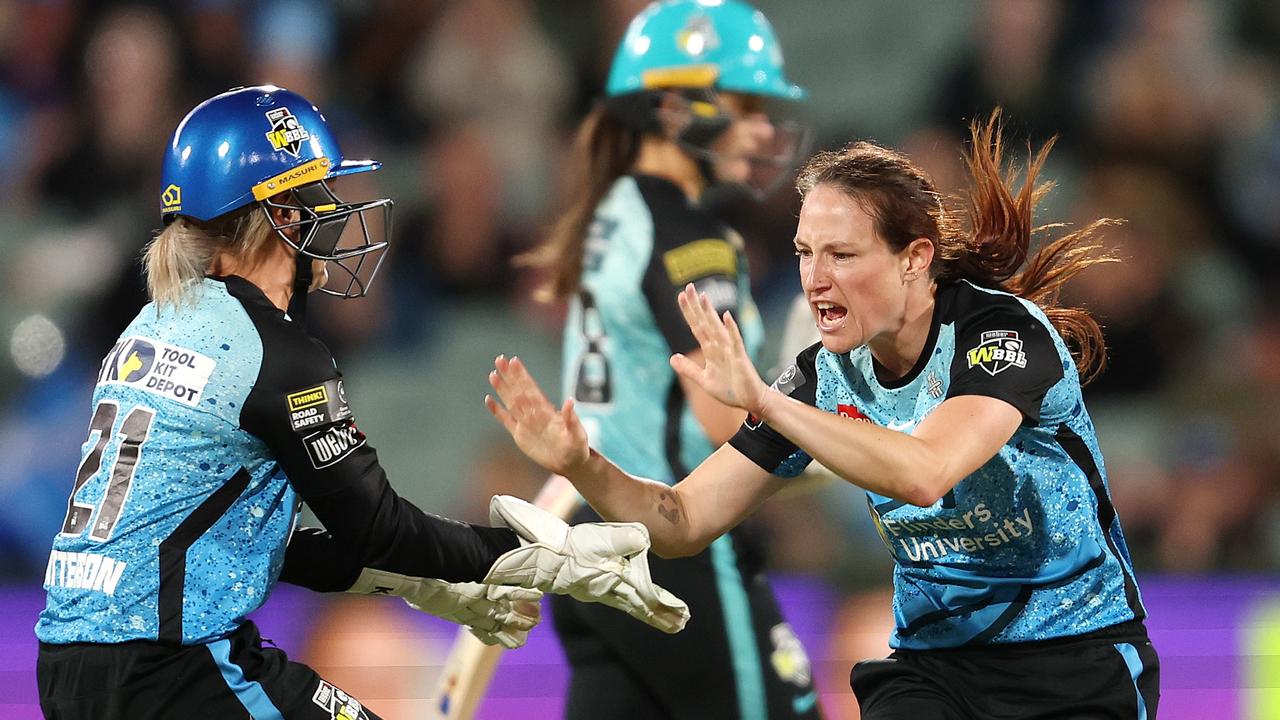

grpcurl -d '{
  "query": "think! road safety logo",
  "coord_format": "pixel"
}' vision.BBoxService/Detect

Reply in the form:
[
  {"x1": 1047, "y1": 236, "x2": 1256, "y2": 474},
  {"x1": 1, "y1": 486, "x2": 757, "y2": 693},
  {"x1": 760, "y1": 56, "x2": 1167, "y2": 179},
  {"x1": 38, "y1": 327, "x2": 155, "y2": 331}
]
[
  {"x1": 965, "y1": 330, "x2": 1027, "y2": 376},
  {"x1": 287, "y1": 385, "x2": 329, "y2": 412},
  {"x1": 265, "y1": 107, "x2": 311, "y2": 157}
]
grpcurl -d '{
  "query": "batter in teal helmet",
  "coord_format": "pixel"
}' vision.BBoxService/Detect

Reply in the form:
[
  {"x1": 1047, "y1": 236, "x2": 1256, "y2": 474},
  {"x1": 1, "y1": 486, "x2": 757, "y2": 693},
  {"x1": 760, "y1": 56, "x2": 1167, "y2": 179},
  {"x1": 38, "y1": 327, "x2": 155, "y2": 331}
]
[
  {"x1": 520, "y1": 2, "x2": 821, "y2": 718},
  {"x1": 603, "y1": 0, "x2": 809, "y2": 199}
]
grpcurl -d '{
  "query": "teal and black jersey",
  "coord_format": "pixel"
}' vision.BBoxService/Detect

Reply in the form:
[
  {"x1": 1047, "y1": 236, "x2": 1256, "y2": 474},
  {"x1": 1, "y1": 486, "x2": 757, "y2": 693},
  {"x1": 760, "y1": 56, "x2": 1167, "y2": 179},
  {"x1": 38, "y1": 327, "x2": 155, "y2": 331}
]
[
  {"x1": 37, "y1": 276, "x2": 517, "y2": 646},
  {"x1": 731, "y1": 280, "x2": 1148, "y2": 650},
  {"x1": 554, "y1": 176, "x2": 818, "y2": 719},
  {"x1": 563, "y1": 174, "x2": 764, "y2": 481}
]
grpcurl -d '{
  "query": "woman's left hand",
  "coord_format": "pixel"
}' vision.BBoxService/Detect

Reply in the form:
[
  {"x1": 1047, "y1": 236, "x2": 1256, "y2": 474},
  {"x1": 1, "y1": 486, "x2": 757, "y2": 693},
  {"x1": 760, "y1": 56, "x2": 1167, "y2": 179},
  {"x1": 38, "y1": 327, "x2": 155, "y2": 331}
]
[{"x1": 670, "y1": 284, "x2": 770, "y2": 417}]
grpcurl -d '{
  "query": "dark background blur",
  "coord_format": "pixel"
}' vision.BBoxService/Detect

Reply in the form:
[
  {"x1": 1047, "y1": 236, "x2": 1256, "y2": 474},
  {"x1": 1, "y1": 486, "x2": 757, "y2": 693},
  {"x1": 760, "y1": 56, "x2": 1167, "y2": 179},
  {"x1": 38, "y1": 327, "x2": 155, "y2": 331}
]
[{"x1": 0, "y1": 1, "x2": 1278, "y2": 717}]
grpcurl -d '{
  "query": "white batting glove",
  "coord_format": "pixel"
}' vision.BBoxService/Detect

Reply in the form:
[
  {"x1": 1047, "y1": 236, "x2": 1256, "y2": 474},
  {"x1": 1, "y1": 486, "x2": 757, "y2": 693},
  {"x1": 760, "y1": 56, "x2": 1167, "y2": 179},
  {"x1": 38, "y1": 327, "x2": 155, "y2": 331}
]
[
  {"x1": 348, "y1": 568, "x2": 542, "y2": 649},
  {"x1": 483, "y1": 495, "x2": 690, "y2": 634}
]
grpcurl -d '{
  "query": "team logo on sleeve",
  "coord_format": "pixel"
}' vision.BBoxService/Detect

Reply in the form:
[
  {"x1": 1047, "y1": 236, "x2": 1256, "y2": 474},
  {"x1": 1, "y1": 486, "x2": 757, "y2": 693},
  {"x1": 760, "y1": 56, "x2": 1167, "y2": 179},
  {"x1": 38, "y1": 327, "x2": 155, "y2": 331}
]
[
  {"x1": 746, "y1": 363, "x2": 806, "y2": 429},
  {"x1": 965, "y1": 330, "x2": 1027, "y2": 376},
  {"x1": 99, "y1": 336, "x2": 215, "y2": 406},
  {"x1": 286, "y1": 378, "x2": 353, "y2": 432},
  {"x1": 264, "y1": 107, "x2": 311, "y2": 158}
]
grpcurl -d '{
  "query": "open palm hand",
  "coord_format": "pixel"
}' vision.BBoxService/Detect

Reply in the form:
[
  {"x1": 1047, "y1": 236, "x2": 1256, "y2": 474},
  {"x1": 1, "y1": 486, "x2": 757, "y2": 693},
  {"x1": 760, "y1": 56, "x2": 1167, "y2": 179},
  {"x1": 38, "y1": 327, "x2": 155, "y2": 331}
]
[
  {"x1": 485, "y1": 356, "x2": 592, "y2": 477},
  {"x1": 669, "y1": 284, "x2": 769, "y2": 416}
]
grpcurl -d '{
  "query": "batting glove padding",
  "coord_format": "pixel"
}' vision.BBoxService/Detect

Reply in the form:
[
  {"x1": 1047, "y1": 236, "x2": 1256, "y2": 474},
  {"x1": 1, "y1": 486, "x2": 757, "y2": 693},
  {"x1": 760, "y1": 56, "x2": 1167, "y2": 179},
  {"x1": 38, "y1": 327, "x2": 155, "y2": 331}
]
[
  {"x1": 348, "y1": 568, "x2": 542, "y2": 649},
  {"x1": 483, "y1": 494, "x2": 690, "y2": 634}
]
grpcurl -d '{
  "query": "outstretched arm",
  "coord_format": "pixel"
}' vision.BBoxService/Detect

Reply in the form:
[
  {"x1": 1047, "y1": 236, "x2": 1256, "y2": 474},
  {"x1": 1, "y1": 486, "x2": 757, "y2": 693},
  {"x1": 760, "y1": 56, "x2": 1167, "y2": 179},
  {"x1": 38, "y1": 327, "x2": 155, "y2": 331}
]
[{"x1": 485, "y1": 355, "x2": 783, "y2": 557}]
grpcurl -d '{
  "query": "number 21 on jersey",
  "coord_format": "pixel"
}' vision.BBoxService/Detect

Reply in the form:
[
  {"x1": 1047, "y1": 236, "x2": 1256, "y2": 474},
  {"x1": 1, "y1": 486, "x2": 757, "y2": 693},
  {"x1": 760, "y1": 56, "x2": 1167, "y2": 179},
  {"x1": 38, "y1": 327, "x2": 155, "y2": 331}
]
[{"x1": 60, "y1": 400, "x2": 156, "y2": 542}]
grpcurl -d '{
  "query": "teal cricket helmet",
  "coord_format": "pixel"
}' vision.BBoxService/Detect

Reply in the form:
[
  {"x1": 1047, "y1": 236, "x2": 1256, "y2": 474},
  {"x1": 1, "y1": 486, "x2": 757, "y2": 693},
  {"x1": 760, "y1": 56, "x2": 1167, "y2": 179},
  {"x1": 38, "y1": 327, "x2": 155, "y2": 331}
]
[{"x1": 605, "y1": 0, "x2": 805, "y2": 101}]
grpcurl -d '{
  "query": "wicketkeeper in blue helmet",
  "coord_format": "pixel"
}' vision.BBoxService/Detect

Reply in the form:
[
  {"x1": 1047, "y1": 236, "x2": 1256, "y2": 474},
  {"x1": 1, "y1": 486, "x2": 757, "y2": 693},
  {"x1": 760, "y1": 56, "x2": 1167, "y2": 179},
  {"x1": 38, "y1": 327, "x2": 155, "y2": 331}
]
[
  {"x1": 157, "y1": 84, "x2": 391, "y2": 304},
  {"x1": 35, "y1": 83, "x2": 693, "y2": 719}
]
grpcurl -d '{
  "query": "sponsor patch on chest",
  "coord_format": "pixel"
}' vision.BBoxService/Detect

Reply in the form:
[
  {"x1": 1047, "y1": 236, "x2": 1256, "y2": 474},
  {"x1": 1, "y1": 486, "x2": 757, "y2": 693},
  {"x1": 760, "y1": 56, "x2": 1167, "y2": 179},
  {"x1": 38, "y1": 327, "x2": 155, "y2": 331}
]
[{"x1": 98, "y1": 336, "x2": 216, "y2": 407}]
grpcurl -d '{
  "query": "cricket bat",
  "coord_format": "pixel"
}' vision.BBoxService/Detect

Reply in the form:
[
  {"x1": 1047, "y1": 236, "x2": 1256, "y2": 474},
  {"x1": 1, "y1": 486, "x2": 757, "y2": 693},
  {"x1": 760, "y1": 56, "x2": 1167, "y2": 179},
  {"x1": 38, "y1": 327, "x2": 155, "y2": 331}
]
[{"x1": 426, "y1": 476, "x2": 582, "y2": 720}]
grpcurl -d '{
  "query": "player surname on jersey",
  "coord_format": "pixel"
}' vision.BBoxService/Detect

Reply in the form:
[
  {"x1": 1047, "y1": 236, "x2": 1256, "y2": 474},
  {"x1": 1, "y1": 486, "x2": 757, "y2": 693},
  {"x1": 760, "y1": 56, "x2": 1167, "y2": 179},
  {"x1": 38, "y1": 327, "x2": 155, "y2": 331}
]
[{"x1": 44, "y1": 550, "x2": 127, "y2": 596}]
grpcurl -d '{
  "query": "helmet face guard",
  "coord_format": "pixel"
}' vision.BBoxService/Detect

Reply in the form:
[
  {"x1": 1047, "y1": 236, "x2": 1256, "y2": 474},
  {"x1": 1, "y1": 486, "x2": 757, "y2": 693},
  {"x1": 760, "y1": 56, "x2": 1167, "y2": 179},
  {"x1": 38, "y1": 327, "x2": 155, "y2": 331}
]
[
  {"x1": 658, "y1": 89, "x2": 811, "y2": 198},
  {"x1": 612, "y1": 88, "x2": 812, "y2": 198},
  {"x1": 260, "y1": 180, "x2": 393, "y2": 299}
]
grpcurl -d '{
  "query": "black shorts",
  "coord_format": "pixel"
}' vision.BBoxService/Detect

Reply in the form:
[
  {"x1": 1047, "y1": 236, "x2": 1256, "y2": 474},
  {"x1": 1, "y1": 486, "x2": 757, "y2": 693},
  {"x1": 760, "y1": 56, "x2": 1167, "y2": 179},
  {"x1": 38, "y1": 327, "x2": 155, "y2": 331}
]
[
  {"x1": 37, "y1": 620, "x2": 382, "y2": 720},
  {"x1": 551, "y1": 509, "x2": 820, "y2": 720},
  {"x1": 850, "y1": 621, "x2": 1160, "y2": 720}
]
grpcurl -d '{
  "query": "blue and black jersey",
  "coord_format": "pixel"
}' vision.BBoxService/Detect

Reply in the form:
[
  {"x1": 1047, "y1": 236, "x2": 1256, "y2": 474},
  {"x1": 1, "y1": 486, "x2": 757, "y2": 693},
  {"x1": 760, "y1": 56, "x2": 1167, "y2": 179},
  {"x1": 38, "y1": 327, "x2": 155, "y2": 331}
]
[
  {"x1": 37, "y1": 276, "x2": 517, "y2": 646},
  {"x1": 731, "y1": 280, "x2": 1148, "y2": 650}
]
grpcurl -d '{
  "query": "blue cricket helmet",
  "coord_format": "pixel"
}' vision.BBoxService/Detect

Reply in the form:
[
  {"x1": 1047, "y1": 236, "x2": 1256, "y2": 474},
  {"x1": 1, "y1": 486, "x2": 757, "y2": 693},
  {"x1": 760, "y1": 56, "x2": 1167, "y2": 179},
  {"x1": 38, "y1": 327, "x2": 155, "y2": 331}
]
[
  {"x1": 159, "y1": 85, "x2": 379, "y2": 222},
  {"x1": 605, "y1": 0, "x2": 805, "y2": 101},
  {"x1": 159, "y1": 85, "x2": 393, "y2": 299}
]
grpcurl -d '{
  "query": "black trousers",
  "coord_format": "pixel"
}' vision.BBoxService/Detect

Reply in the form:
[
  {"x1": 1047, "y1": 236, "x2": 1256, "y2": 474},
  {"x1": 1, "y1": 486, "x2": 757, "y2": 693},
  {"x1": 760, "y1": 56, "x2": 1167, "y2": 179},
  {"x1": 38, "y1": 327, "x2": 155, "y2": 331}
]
[
  {"x1": 851, "y1": 626, "x2": 1160, "y2": 720},
  {"x1": 552, "y1": 511, "x2": 821, "y2": 720},
  {"x1": 37, "y1": 620, "x2": 382, "y2": 720}
]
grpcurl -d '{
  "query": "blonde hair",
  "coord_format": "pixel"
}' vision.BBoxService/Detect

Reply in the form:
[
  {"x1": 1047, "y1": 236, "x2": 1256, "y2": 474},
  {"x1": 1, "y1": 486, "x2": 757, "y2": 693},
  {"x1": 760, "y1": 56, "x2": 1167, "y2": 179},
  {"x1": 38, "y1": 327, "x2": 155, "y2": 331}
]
[{"x1": 143, "y1": 208, "x2": 276, "y2": 307}]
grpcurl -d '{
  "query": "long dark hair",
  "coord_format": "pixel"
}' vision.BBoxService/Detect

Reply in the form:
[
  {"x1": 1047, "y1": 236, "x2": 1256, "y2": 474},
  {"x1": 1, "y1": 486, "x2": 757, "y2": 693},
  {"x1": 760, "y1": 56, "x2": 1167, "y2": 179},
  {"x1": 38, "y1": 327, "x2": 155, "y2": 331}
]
[
  {"x1": 519, "y1": 105, "x2": 642, "y2": 300},
  {"x1": 796, "y1": 110, "x2": 1117, "y2": 383}
]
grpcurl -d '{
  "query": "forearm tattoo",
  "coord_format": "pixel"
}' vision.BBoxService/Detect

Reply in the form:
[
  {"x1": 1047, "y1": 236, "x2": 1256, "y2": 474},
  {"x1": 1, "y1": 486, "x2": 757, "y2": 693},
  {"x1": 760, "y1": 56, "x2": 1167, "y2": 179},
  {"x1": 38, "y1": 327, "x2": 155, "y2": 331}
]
[{"x1": 656, "y1": 489, "x2": 681, "y2": 526}]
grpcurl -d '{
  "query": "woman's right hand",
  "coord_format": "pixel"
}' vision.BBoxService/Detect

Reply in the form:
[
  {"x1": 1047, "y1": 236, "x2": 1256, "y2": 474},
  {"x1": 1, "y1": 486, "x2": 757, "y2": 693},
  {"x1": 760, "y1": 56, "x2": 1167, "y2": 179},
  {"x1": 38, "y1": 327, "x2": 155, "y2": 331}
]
[
  {"x1": 670, "y1": 284, "x2": 771, "y2": 418},
  {"x1": 486, "y1": 355, "x2": 592, "y2": 477}
]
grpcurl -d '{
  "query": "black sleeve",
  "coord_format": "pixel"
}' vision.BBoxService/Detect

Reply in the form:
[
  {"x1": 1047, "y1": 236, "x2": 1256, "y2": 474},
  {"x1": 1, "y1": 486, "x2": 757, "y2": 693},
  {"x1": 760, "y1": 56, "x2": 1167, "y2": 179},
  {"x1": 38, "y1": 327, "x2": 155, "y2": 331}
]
[
  {"x1": 239, "y1": 312, "x2": 518, "y2": 591},
  {"x1": 641, "y1": 222, "x2": 746, "y2": 355},
  {"x1": 727, "y1": 342, "x2": 822, "y2": 478},
  {"x1": 947, "y1": 302, "x2": 1065, "y2": 424}
]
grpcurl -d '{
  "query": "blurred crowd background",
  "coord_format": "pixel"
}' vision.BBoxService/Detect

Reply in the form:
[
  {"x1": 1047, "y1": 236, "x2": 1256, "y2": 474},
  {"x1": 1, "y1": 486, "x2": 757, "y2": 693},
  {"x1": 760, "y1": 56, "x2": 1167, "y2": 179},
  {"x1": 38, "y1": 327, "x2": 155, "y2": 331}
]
[{"x1": 1, "y1": 0, "x2": 1279, "y2": 715}]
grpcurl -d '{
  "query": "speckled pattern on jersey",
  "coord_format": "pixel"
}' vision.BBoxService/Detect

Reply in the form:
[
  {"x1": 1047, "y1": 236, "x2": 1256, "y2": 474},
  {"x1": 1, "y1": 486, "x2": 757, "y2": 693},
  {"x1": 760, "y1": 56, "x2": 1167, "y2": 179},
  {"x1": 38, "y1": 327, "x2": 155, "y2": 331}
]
[
  {"x1": 37, "y1": 279, "x2": 297, "y2": 645},
  {"x1": 563, "y1": 175, "x2": 763, "y2": 482},
  {"x1": 733, "y1": 281, "x2": 1146, "y2": 649}
]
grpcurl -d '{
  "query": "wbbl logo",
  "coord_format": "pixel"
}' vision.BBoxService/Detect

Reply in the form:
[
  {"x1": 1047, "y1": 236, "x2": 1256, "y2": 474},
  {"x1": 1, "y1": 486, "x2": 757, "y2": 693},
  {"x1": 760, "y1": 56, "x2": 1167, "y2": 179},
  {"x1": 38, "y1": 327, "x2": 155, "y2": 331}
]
[
  {"x1": 966, "y1": 330, "x2": 1027, "y2": 376},
  {"x1": 264, "y1": 107, "x2": 311, "y2": 157}
]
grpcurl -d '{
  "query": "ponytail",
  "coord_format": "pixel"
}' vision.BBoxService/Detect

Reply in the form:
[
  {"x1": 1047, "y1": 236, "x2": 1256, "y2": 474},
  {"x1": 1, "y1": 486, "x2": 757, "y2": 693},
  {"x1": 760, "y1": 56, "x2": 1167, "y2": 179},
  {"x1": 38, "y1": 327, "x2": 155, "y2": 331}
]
[
  {"x1": 520, "y1": 104, "x2": 641, "y2": 301},
  {"x1": 951, "y1": 111, "x2": 1118, "y2": 384},
  {"x1": 143, "y1": 207, "x2": 275, "y2": 307}
]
